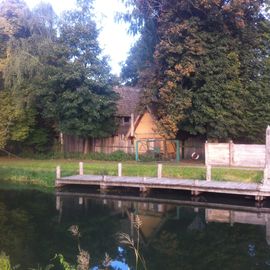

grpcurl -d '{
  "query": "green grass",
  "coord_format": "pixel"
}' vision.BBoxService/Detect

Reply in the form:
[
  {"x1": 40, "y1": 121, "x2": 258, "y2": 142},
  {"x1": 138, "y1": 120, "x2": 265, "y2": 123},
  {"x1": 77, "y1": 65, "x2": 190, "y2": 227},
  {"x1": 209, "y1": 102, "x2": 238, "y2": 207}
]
[{"x1": 0, "y1": 158, "x2": 264, "y2": 189}]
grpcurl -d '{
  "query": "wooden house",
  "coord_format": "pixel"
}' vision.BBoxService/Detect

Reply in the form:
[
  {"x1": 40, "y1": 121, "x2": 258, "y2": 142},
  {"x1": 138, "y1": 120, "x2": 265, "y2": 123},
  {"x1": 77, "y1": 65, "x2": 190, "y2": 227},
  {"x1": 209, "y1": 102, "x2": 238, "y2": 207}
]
[{"x1": 63, "y1": 86, "x2": 177, "y2": 158}]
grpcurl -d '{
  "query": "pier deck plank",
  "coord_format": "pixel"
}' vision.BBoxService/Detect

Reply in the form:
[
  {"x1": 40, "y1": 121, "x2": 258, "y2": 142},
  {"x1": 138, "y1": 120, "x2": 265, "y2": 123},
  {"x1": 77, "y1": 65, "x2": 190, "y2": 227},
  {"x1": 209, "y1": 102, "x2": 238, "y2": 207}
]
[{"x1": 56, "y1": 174, "x2": 270, "y2": 199}]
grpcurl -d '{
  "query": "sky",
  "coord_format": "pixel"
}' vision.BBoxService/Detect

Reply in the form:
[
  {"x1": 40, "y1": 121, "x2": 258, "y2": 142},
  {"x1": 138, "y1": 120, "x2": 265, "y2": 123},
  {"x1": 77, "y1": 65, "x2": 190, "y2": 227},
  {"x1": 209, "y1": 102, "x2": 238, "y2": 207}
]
[{"x1": 24, "y1": 0, "x2": 138, "y2": 75}]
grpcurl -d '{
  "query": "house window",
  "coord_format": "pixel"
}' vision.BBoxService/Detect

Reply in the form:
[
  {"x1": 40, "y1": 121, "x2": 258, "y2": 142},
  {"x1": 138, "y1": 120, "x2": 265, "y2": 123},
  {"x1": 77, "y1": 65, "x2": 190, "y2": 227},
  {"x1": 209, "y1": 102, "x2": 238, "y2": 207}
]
[{"x1": 123, "y1": 116, "x2": 131, "y2": 124}]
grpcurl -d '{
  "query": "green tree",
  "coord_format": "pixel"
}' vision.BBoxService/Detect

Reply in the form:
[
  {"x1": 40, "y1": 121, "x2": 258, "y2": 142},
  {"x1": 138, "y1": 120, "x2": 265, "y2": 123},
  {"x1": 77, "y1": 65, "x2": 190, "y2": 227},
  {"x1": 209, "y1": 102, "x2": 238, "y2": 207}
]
[
  {"x1": 121, "y1": 0, "x2": 270, "y2": 142},
  {"x1": 0, "y1": 92, "x2": 34, "y2": 148},
  {"x1": 0, "y1": 0, "x2": 31, "y2": 90},
  {"x1": 1, "y1": 0, "x2": 118, "y2": 152},
  {"x1": 0, "y1": 0, "x2": 35, "y2": 149},
  {"x1": 39, "y1": 0, "x2": 117, "y2": 152}
]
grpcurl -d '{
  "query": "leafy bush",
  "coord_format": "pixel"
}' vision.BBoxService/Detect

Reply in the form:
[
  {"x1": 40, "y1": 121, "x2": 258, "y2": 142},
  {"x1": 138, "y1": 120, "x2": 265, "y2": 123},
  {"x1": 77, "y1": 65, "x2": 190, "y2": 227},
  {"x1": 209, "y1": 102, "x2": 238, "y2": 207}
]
[
  {"x1": 138, "y1": 154, "x2": 157, "y2": 162},
  {"x1": 18, "y1": 150, "x2": 135, "y2": 162}
]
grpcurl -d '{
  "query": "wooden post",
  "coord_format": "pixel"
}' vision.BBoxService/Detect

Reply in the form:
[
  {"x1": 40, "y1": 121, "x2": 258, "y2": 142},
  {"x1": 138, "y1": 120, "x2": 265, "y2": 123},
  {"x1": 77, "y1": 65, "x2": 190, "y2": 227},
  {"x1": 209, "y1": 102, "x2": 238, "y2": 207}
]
[
  {"x1": 140, "y1": 186, "x2": 149, "y2": 193},
  {"x1": 206, "y1": 165, "x2": 211, "y2": 181},
  {"x1": 229, "y1": 140, "x2": 234, "y2": 166},
  {"x1": 56, "y1": 166, "x2": 61, "y2": 179},
  {"x1": 118, "y1": 162, "x2": 122, "y2": 177},
  {"x1": 205, "y1": 141, "x2": 209, "y2": 165},
  {"x1": 264, "y1": 126, "x2": 270, "y2": 184},
  {"x1": 131, "y1": 113, "x2": 134, "y2": 137},
  {"x1": 79, "y1": 162, "x2": 84, "y2": 176},
  {"x1": 79, "y1": 197, "x2": 83, "y2": 205},
  {"x1": 56, "y1": 196, "x2": 61, "y2": 211},
  {"x1": 100, "y1": 175, "x2": 107, "y2": 192},
  {"x1": 118, "y1": 200, "x2": 122, "y2": 208},
  {"x1": 157, "y1": 163, "x2": 163, "y2": 179}
]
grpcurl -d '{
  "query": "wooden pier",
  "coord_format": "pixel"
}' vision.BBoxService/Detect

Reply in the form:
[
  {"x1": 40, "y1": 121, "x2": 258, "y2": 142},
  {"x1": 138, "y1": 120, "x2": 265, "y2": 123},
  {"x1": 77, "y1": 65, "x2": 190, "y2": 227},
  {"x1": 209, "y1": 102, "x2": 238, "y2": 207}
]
[
  {"x1": 56, "y1": 127, "x2": 270, "y2": 201},
  {"x1": 56, "y1": 166, "x2": 270, "y2": 201}
]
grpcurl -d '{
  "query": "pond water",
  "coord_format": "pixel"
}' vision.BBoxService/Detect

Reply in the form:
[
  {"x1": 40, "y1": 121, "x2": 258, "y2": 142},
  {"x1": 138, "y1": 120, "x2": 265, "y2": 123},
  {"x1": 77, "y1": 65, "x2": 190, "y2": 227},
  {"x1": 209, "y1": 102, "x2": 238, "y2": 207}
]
[{"x1": 1, "y1": 185, "x2": 270, "y2": 269}]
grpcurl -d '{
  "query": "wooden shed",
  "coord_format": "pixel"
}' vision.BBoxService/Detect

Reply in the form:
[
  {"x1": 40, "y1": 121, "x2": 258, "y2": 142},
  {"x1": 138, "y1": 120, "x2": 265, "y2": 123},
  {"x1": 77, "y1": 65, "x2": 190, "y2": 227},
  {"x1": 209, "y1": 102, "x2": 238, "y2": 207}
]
[{"x1": 63, "y1": 86, "x2": 177, "y2": 158}]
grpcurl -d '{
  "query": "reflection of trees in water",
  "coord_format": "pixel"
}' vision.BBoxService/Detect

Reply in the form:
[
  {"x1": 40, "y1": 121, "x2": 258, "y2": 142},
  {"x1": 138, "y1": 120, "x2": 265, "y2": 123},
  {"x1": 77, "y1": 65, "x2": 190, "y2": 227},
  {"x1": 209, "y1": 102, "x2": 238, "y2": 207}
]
[
  {"x1": 2, "y1": 189, "x2": 270, "y2": 269},
  {"x1": 0, "y1": 190, "x2": 120, "y2": 269},
  {"x1": 0, "y1": 201, "x2": 36, "y2": 266}
]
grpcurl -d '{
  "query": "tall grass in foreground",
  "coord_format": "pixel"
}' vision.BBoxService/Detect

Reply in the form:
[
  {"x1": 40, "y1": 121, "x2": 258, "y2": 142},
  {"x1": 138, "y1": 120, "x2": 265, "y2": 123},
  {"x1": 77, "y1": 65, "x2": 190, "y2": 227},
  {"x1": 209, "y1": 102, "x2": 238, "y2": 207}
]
[
  {"x1": 0, "y1": 252, "x2": 11, "y2": 270},
  {"x1": 117, "y1": 215, "x2": 147, "y2": 270},
  {"x1": 26, "y1": 219, "x2": 147, "y2": 270}
]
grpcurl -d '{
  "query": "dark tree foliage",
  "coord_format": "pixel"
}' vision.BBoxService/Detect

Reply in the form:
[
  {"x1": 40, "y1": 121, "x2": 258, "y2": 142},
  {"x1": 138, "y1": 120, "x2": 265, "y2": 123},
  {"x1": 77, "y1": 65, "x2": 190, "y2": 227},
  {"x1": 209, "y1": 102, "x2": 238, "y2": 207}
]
[{"x1": 121, "y1": 0, "x2": 270, "y2": 142}]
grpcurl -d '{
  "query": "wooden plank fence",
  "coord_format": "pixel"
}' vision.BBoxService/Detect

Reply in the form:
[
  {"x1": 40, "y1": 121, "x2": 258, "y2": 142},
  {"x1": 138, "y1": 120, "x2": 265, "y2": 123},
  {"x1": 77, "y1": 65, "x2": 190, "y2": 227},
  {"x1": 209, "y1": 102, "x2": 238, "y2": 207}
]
[
  {"x1": 63, "y1": 134, "x2": 135, "y2": 154},
  {"x1": 205, "y1": 141, "x2": 265, "y2": 168},
  {"x1": 205, "y1": 126, "x2": 270, "y2": 184}
]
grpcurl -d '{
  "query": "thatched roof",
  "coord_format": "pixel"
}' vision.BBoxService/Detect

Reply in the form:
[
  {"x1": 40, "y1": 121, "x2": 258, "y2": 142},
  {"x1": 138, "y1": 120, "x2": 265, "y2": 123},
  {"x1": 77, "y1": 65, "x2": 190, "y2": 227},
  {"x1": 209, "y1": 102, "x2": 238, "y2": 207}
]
[{"x1": 114, "y1": 86, "x2": 142, "y2": 117}]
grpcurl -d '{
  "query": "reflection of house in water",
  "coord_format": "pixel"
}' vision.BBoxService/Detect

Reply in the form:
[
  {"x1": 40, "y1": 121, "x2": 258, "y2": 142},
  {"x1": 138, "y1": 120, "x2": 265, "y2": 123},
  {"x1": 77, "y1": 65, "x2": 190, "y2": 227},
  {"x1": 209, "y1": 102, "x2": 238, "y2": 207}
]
[
  {"x1": 56, "y1": 191, "x2": 270, "y2": 246},
  {"x1": 205, "y1": 209, "x2": 270, "y2": 245},
  {"x1": 56, "y1": 192, "x2": 175, "y2": 245},
  {"x1": 92, "y1": 198, "x2": 174, "y2": 246}
]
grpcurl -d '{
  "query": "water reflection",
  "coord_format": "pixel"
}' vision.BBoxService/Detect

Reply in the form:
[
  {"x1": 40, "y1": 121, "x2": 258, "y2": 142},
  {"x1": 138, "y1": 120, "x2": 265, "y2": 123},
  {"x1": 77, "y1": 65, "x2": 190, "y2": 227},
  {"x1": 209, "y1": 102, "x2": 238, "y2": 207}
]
[
  {"x1": 56, "y1": 189, "x2": 270, "y2": 247},
  {"x1": 91, "y1": 246, "x2": 130, "y2": 270},
  {"x1": 205, "y1": 208, "x2": 270, "y2": 245},
  {"x1": 1, "y1": 187, "x2": 270, "y2": 269},
  {"x1": 55, "y1": 189, "x2": 270, "y2": 269}
]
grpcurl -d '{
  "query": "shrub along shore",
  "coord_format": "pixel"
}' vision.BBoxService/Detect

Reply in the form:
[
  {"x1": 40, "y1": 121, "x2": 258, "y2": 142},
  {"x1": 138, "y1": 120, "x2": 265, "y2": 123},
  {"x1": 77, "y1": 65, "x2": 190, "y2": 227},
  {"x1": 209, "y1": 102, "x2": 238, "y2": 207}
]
[{"x1": 0, "y1": 157, "x2": 263, "y2": 189}]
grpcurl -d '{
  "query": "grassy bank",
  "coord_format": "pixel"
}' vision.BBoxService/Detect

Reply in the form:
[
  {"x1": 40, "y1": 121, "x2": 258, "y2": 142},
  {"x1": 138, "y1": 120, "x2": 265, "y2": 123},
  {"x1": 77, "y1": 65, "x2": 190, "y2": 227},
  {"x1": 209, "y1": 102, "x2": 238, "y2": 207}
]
[{"x1": 0, "y1": 158, "x2": 263, "y2": 189}]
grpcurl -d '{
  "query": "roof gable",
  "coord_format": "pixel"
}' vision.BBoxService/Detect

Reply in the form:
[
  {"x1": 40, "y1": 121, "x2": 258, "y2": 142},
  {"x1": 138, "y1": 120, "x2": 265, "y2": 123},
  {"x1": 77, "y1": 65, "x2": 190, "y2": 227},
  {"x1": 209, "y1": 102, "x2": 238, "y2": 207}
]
[{"x1": 114, "y1": 86, "x2": 142, "y2": 117}]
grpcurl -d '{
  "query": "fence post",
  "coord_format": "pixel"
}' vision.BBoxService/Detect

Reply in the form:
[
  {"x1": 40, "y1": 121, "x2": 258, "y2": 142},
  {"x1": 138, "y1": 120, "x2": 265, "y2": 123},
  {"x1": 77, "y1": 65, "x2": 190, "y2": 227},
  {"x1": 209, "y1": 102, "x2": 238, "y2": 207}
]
[
  {"x1": 206, "y1": 165, "x2": 211, "y2": 181},
  {"x1": 264, "y1": 126, "x2": 270, "y2": 184},
  {"x1": 135, "y1": 140, "x2": 139, "y2": 161},
  {"x1": 205, "y1": 141, "x2": 209, "y2": 165},
  {"x1": 56, "y1": 166, "x2": 61, "y2": 179},
  {"x1": 118, "y1": 162, "x2": 122, "y2": 177},
  {"x1": 157, "y1": 163, "x2": 163, "y2": 179},
  {"x1": 79, "y1": 162, "x2": 84, "y2": 176},
  {"x1": 229, "y1": 140, "x2": 234, "y2": 166}
]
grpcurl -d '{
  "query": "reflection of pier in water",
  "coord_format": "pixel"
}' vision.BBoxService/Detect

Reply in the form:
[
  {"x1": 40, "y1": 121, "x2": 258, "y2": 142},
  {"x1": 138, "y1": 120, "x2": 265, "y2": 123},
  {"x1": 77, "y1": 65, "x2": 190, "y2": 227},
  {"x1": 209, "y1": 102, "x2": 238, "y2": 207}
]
[{"x1": 56, "y1": 189, "x2": 270, "y2": 245}]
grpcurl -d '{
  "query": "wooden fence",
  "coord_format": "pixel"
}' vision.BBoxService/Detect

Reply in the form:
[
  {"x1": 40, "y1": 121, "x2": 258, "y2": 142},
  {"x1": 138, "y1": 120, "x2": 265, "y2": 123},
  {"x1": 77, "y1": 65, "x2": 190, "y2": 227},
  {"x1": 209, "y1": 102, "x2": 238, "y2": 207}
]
[
  {"x1": 205, "y1": 141, "x2": 265, "y2": 168},
  {"x1": 63, "y1": 134, "x2": 135, "y2": 154},
  {"x1": 92, "y1": 136, "x2": 134, "y2": 154},
  {"x1": 205, "y1": 126, "x2": 270, "y2": 184}
]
